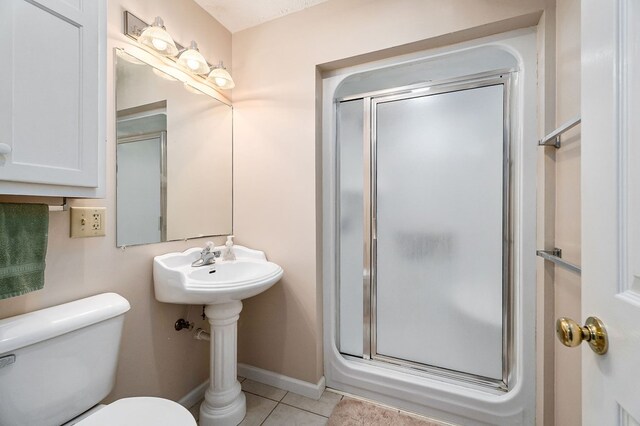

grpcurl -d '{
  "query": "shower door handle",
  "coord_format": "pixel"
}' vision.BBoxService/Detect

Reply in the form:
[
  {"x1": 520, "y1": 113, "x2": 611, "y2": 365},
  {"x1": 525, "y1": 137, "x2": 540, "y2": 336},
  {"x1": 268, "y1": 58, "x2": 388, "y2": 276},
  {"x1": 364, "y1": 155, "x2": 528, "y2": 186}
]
[{"x1": 556, "y1": 316, "x2": 608, "y2": 355}]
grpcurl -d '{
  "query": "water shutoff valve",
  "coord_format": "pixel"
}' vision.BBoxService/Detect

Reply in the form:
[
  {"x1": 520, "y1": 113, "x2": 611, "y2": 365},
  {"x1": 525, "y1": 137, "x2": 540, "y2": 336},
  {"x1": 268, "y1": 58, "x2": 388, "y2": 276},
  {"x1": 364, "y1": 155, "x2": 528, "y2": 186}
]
[{"x1": 174, "y1": 318, "x2": 194, "y2": 331}]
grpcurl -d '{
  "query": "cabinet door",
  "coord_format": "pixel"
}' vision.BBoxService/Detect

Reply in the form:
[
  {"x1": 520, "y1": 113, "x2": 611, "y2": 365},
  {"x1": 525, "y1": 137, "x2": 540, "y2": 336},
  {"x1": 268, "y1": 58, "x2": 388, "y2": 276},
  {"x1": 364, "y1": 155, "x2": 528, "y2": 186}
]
[{"x1": 0, "y1": 0, "x2": 102, "y2": 192}]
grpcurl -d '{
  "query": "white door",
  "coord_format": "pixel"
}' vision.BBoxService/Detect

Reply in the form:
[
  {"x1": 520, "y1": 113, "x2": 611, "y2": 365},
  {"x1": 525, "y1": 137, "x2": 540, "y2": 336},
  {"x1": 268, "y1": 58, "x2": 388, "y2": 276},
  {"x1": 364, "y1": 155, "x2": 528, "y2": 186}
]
[
  {"x1": 582, "y1": 0, "x2": 640, "y2": 423},
  {"x1": 116, "y1": 135, "x2": 164, "y2": 246}
]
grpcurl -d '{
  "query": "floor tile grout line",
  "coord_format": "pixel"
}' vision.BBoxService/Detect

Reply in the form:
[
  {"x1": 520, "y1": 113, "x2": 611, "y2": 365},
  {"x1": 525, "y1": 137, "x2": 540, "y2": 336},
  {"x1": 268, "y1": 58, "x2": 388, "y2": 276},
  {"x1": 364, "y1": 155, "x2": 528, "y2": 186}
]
[
  {"x1": 258, "y1": 400, "x2": 281, "y2": 426},
  {"x1": 243, "y1": 388, "x2": 340, "y2": 419},
  {"x1": 277, "y1": 401, "x2": 331, "y2": 418},
  {"x1": 242, "y1": 388, "x2": 288, "y2": 403},
  {"x1": 260, "y1": 401, "x2": 330, "y2": 425}
]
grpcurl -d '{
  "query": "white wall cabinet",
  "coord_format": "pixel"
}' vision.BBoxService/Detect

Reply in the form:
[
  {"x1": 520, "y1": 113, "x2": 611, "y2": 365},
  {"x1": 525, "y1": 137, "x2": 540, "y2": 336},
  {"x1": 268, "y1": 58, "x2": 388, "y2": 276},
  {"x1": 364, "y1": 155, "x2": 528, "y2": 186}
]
[{"x1": 0, "y1": 0, "x2": 105, "y2": 197}]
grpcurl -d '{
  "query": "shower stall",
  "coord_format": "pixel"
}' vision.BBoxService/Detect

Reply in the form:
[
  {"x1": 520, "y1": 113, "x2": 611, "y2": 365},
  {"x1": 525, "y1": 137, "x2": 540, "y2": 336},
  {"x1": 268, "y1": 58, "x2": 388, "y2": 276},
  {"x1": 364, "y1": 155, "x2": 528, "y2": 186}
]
[{"x1": 322, "y1": 30, "x2": 538, "y2": 425}]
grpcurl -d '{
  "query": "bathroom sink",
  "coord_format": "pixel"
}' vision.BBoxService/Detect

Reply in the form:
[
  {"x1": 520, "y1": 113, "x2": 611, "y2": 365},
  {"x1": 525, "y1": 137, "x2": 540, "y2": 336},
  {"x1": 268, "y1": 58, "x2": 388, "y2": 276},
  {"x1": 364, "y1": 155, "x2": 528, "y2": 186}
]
[
  {"x1": 154, "y1": 244, "x2": 283, "y2": 425},
  {"x1": 153, "y1": 245, "x2": 283, "y2": 304}
]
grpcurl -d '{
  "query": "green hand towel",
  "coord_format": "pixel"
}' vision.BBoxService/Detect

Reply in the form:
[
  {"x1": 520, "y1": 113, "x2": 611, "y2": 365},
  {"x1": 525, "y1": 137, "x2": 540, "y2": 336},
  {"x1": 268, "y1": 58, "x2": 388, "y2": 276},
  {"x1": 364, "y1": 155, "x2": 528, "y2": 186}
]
[{"x1": 0, "y1": 203, "x2": 49, "y2": 299}]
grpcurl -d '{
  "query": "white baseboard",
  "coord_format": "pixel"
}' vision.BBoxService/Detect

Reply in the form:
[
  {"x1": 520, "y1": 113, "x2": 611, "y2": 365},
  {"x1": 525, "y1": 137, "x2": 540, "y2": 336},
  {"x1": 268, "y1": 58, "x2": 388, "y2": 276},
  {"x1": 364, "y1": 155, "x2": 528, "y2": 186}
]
[
  {"x1": 178, "y1": 380, "x2": 208, "y2": 408},
  {"x1": 177, "y1": 365, "x2": 326, "y2": 407},
  {"x1": 238, "y1": 363, "x2": 326, "y2": 400}
]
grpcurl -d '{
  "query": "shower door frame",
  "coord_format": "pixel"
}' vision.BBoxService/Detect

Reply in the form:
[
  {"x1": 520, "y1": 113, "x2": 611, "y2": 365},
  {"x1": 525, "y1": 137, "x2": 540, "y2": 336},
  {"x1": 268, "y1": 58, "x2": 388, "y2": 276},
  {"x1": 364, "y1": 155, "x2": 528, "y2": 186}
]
[
  {"x1": 116, "y1": 131, "x2": 168, "y2": 243},
  {"x1": 336, "y1": 71, "x2": 515, "y2": 392}
]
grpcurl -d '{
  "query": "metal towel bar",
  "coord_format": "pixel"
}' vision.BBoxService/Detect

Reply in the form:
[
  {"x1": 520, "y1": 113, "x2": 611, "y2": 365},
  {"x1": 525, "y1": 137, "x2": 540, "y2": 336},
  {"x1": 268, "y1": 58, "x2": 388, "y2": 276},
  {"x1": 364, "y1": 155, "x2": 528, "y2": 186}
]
[
  {"x1": 48, "y1": 197, "x2": 68, "y2": 212},
  {"x1": 0, "y1": 196, "x2": 68, "y2": 212},
  {"x1": 536, "y1": 248, "x2": 581, "y2": 275},
  {"x1": 538, "y1": 116, "x2": 581, "y2": 148}
]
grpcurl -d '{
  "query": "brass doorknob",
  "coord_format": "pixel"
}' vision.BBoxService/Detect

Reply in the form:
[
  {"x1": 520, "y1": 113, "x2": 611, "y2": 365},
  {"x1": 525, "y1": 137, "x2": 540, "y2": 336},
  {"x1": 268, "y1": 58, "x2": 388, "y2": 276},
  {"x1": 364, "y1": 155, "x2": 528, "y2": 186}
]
[{"x1": 556, "y1": 316, "x2": 608, "y2": 355}]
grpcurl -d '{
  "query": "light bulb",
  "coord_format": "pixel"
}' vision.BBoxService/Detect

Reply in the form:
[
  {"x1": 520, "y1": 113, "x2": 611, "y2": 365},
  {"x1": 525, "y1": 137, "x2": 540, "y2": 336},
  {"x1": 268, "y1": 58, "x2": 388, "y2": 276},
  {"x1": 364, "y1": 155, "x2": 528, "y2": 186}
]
[
  {"x1": 151, "y1": 38, "x2": 168, "y2": 52},
  {"x1": 187, "y1": 58, "x2": 201, "y2": 71},
  {"x1": 177, "y1": 41, "x2": 210, "y2": 74},
  {"x1": 207, "y1": 63, "x2": 235, "y2": 89},
  {"x1": 138, "y1": 17, "x2": 178, "y2": 56}
]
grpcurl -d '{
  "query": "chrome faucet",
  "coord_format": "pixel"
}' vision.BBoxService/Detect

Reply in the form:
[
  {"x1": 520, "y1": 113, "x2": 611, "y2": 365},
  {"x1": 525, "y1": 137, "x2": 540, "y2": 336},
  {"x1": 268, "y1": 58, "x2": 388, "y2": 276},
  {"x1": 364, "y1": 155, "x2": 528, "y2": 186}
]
[{"x1": 192, "y1": 242, "x2": 221, "y2": 267}]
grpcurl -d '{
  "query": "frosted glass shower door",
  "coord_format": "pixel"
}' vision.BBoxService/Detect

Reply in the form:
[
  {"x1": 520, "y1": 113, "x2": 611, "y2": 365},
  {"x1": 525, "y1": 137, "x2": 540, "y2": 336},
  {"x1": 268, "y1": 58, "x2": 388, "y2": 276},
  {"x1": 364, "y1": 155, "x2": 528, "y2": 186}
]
[
  {"x1": 337, "y1": 99, "x2": 365, "y2": 357},
  {"x1": 373, "y1": 84, "x2": 507, "y2": 382}
]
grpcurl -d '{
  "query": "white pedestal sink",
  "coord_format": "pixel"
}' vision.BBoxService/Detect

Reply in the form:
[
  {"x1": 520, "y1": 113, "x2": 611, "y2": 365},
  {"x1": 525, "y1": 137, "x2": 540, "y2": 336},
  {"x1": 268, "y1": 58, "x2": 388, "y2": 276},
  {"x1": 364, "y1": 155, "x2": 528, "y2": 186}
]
[{"x1": 153, "y1": 245, "x2": 283, "y2": 426}]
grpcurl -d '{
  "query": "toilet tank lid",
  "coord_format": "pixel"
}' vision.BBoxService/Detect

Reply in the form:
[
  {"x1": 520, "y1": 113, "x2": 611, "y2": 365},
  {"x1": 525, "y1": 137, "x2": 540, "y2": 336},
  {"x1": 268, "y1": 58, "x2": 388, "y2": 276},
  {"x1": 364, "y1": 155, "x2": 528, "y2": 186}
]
[{"x1": 0, "y1": 293, "x2": 130, "y2": 354}]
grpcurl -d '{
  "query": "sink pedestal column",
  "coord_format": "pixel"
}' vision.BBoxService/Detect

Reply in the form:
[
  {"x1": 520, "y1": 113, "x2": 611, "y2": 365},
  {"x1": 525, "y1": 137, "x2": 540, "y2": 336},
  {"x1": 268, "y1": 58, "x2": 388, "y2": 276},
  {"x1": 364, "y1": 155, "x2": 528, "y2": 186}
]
[{"x1": 199, "y1": 301, "x2": 246, "y2": 426}]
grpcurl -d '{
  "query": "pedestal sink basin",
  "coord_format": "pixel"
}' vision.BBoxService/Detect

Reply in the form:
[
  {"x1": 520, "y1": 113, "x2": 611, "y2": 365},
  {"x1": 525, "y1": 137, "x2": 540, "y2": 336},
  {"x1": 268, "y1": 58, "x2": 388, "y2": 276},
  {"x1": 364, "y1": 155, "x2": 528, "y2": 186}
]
[
  {"x1": 153, "y1": 245, "x2": 283, "y2": 426},
  {"x1": 154, "y1": 245, "x2": 283, "y2": 304}
]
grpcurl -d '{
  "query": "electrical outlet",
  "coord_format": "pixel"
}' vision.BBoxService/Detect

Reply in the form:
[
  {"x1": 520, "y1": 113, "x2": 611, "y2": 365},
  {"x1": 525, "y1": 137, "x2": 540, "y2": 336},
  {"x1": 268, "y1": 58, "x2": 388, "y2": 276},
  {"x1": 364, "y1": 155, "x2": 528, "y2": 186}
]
[{"x1": 70, "y1": 207, "x2": 106, "y2": 238}]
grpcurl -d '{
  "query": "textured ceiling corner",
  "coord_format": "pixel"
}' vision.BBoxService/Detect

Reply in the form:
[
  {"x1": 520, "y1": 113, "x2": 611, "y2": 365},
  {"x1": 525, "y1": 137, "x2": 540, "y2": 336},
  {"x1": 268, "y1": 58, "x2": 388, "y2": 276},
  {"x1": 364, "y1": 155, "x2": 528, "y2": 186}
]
[{"x1": 194, "y1": 0, "x2": 330, "y2": 33}]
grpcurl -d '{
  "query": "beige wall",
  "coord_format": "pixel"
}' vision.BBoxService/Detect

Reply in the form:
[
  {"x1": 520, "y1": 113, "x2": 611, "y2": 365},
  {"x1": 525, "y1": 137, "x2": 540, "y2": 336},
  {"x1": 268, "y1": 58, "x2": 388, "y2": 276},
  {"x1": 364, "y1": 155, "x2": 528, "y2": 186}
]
[
  {"x1": 554, "y1": 0, "x2": 582, "y2": 424},
  {"x1": 0, "y1": 0, "x2": 231, "y2": 402},
  {"x1": 536, "y1": 4, "x2": 556, "y2": 425},
  {"x1": 536, "y1": 0, "x2": 581, "y2": 424},
  {"x1": 232, "y1": 0, "x2": 545, "y2": 384}
]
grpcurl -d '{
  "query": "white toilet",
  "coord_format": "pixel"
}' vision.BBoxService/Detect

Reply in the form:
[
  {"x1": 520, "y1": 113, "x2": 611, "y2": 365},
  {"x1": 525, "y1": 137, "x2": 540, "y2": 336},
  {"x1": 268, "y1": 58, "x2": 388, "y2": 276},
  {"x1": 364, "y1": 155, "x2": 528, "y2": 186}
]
[{"x1": 0, "y1": 293, "x2": 196, "y2": 426}]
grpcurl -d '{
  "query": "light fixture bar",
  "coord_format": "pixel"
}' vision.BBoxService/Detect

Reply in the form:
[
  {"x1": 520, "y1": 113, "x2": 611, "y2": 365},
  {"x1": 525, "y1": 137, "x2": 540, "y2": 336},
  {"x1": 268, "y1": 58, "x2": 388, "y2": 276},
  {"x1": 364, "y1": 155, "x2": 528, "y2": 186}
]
[
  {"x1": 124, "y1": 10, "x2": 235, "y2": 90},
  {"x1": 124, "y1": 11, "x2": 184, "y2": 51},
  {"x1": 123, "y1": 11, "x2": 235, "y2": 90}
]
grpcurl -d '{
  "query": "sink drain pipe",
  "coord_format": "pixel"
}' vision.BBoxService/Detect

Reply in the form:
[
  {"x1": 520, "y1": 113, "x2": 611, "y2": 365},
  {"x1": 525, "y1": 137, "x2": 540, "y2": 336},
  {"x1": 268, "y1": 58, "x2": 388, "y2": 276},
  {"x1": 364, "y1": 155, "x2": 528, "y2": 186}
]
[{"x1": 194, "y1": 328, "x2": 211, "y2": 341}]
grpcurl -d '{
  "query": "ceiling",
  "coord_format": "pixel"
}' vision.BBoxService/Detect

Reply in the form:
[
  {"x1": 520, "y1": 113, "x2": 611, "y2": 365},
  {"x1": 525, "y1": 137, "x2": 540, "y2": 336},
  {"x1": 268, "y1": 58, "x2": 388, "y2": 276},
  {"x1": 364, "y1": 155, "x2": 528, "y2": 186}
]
[{"x1": 194, "y1": 0, "x2": 330, "y2": 33}]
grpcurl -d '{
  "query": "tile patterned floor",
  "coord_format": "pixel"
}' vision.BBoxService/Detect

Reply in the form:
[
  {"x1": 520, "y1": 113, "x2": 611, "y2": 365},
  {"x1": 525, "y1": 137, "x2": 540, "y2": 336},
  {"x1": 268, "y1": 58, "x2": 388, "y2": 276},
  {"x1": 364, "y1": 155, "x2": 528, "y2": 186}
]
[
  {"x1": 189, "y1": 377, "x2": 336, "y2": 425},
  {"x1": 188, "y1": 376, "x2": 444, "y2": 426}
]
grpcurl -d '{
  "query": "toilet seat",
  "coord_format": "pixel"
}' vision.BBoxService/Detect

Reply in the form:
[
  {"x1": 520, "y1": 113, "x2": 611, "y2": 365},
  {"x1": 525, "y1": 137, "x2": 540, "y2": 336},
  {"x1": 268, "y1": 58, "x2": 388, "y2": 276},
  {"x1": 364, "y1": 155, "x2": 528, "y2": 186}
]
[{"x1": 75, "y1": 397, "x2": 197, "y2": 426}]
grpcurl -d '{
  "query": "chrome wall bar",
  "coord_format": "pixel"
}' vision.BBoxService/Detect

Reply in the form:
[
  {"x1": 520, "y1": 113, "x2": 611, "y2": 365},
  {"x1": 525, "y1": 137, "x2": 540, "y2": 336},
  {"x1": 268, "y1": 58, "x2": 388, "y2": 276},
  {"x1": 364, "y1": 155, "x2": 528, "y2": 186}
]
[
  {"x1": 124, "y1": 11, "x2": 185, "y2": 51},
  {"x1": 538, "y1": 116, "x2": 581, "y2": 148},
  {"x1": 536, "y1": 248, "x2": 581, "y2": 275},
  {"x1": 0, "y1": 196, "x2": 68, "y2": 211},
  {"x1": 48, "y1": 199, "x2": 68, "y2": 212}
]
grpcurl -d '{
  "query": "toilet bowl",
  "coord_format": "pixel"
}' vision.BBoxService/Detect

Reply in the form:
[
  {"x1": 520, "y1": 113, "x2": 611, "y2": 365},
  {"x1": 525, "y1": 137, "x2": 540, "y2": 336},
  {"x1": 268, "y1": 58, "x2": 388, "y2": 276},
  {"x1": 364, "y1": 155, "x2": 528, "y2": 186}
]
[
  {"x1": 0, "y1": 293, "x2": 196, "y2": 426},
  {"x1": 68, "y1": 397, "x2": 196, "y2": 426}
]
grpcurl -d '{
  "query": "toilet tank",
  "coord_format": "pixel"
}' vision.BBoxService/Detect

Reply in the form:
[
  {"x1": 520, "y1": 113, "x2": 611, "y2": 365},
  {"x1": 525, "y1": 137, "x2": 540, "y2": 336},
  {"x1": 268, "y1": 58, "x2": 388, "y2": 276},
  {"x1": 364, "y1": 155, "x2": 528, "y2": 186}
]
[{"x1": 0, "y1": 293, "x2": 131, "y2": 426}]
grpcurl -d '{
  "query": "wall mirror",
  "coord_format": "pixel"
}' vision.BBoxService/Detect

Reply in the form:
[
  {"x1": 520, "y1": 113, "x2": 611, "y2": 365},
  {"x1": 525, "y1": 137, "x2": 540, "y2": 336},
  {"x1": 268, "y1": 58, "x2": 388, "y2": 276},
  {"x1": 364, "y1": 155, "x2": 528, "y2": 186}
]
[{"x1": 115, "y1": 49, "x2": 232, "y2": 247}]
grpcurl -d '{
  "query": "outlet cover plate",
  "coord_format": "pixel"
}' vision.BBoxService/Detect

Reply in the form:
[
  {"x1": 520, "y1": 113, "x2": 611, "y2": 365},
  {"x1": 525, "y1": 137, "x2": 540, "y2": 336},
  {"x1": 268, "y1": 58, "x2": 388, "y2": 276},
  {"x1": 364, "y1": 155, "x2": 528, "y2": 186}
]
[{"x1": 70, "y1": 207, "x2": 106, "y2": 238}]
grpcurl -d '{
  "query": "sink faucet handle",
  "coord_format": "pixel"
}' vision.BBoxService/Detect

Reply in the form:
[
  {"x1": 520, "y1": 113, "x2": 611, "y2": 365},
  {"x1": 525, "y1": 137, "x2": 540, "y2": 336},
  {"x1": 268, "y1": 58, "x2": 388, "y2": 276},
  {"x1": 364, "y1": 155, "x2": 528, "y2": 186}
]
[{"x1": 193, "y1": 242, "x2": 219, "y2": 267}]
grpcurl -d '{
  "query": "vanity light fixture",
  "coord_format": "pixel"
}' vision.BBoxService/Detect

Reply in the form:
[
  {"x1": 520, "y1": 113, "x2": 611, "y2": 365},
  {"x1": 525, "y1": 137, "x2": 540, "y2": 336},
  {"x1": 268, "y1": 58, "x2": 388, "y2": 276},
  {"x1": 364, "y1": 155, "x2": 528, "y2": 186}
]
[
  {"x1": 124, "y1": 11, "x2": 235, "y2": 92},
  {"x1": 177, "y1": 41, "x2": 210, "y2": 74},
  {"x1": 208, "y1": 62, "x2": 235, "y2": 89},
  {"x1": 137, "y1": 17, "x2": 178, "y2": 56}
]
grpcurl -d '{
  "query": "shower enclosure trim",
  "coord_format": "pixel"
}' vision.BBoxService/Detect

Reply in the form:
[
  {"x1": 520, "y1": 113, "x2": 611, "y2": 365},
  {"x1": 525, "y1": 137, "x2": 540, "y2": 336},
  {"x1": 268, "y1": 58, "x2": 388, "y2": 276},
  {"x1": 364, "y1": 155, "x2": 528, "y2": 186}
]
[
  {"x1": 360, "y1": 71, "x2": 514, "y2": 391},
  {"x1": 334, "y1": 72, "x2": 515, "y2": 392},
  {"x1": 322, "y1": 28, "x2": 538, "y2": 425}
]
